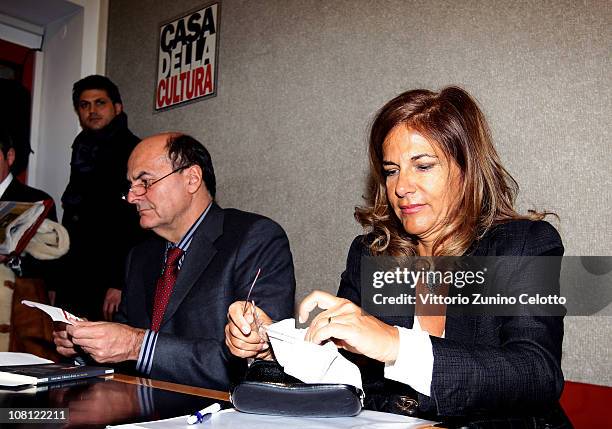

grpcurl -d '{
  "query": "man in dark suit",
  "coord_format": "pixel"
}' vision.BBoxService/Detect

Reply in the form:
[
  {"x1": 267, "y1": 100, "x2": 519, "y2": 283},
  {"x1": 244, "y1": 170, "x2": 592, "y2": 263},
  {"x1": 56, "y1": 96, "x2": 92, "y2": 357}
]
[
  {"x1": 54, "y1": 133, "x2": 295, "y2": 390},
  {"x1": 0, "y1": 128, "x2": 58, "y2": 295},
  {"x1": 1, "y1": 178, "x2": 56, "y2": 219},
  {"x1": 0, "y1": 129, "x2": 57, "y2": 220}
]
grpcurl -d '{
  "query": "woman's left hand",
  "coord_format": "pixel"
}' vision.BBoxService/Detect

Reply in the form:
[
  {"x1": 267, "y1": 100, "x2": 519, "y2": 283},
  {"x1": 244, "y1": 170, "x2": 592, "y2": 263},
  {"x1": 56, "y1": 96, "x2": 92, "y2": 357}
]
[{"x1": 299, "y1": 290, "x2": 400, "y2": 363}]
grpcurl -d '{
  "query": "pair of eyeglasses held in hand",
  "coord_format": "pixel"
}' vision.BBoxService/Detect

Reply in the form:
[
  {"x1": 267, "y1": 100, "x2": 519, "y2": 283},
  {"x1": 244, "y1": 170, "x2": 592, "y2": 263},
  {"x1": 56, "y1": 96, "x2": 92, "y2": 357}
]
[{"x1": 243, "y1": 268, "x2": 270, "y2": 342}]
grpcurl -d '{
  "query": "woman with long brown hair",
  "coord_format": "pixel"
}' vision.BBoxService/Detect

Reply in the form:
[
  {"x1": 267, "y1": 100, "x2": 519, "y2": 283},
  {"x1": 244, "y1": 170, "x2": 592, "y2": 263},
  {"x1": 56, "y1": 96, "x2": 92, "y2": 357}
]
[{"x1": 226, "y1": 86, "x2": 565, "y2": 420}]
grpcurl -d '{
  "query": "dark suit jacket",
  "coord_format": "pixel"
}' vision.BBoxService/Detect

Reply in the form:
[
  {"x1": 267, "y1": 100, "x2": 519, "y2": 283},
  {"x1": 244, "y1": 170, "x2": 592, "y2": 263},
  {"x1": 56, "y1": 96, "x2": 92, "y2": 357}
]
[
  {"x1": 1, "y1": 177, "x2": 58, "y2": 281},
  {"x1": 338, "y1": 220, "x2": 565, "y2": 418},
  {"x1": 116, "y1": 203, "x2": 296, "y2": 390},
  {"x1": 59, "y1": 112, "x2": 144, "y2": 320},
  {"x1": 1, "y1": 178, "x2": 57, "y2": 221}
]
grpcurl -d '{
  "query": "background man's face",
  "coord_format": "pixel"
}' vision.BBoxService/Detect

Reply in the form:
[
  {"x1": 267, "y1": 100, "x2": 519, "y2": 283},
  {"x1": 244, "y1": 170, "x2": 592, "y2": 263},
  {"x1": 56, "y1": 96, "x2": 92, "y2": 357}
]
[{"x1": 77, "y1": 89, "x2": 122, "y2": 131}]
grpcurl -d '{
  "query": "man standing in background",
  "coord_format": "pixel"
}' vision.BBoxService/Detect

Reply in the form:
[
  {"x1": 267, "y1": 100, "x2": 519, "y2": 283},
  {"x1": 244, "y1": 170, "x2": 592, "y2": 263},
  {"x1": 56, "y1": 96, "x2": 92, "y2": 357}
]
[
  {"x1": 0, "y1": 125, "x2": 61, "y2": 359},
  {"x1": 58, "y1": 75, "x2": 145, "y2": 321},
  {"x1": 0, "y1": 128, "x2": 57, "y2": 220},
  {"x1": 0, "y1": 127, "x2": 58, "y2": 286}
]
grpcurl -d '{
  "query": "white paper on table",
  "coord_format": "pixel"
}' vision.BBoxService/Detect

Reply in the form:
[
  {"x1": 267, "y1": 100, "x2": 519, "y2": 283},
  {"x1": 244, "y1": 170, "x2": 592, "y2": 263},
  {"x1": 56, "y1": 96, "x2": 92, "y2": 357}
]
[
  {"x1": 0, "y1": 352, "x2": 53, "y2": 366},
  {"x1": 265, "y1": 318, "x2": 363, "y2": 391},
  {"x1": 21, "y1": 300, "x2": 82, "y2": 324},
  {"x1": 0, "y1": 352, "x2": 54, "y2": 386},
  {"x1": 106, "y1": 409, "x2": 437, "y2": 429}
]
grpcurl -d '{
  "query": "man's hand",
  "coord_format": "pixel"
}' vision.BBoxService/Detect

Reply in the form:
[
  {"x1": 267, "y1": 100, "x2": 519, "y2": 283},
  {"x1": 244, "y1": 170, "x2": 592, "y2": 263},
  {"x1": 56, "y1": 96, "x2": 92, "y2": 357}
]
[
  {"x1": 225, "y1": 301, "x2": 273, "y2": 360},
  {"x1": 103, "y1": 288, "x2": 122, "y2": 321},
  {"x1": 66, "y1": 321, "x2": 145, "y2": 363},
  {"x1": 53, "y1": 322, "x2": 78, "y2": 357}
]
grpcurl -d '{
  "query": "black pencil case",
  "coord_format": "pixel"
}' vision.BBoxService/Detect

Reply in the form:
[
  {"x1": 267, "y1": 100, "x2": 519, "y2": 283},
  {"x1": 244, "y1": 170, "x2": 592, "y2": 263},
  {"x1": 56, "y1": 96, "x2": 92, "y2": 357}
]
[{"x1": 230, "y1": 359, "x2": 364, "y2": 417}]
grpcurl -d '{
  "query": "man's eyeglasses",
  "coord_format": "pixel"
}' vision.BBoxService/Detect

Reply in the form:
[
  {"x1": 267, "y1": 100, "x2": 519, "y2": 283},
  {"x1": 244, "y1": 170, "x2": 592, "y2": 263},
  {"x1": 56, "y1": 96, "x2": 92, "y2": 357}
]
[{"x1": 122, "y1": 165, "x2": 190, "y2": 200}]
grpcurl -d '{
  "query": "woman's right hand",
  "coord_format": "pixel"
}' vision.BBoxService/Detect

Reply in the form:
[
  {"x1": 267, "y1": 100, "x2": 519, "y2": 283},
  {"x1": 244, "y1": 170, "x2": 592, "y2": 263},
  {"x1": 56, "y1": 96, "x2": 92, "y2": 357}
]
[{"x1": 225, "y1": 301, "x2": 273, "y2": 360}]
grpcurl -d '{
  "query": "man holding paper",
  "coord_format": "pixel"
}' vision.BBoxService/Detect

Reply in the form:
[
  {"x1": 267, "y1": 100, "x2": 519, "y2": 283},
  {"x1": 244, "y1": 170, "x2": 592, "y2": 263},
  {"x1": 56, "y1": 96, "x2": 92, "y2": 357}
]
[{"x1": 53, "y1": 133, "x2": 295, "y2": 390}]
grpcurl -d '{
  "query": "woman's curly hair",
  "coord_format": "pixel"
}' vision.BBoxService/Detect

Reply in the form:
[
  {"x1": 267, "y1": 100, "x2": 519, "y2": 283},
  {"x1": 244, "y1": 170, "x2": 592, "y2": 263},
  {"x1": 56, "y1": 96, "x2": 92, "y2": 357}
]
[{"x1": 355, "y1": 86, "x2": 550, "y2": 256}]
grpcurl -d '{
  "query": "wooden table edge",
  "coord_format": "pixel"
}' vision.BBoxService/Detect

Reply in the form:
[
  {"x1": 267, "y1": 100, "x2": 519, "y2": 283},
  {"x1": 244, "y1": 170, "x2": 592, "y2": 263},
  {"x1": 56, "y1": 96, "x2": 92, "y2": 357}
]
[{"x1": 109, "y1": 373, "x2": 230, "y2": 402}]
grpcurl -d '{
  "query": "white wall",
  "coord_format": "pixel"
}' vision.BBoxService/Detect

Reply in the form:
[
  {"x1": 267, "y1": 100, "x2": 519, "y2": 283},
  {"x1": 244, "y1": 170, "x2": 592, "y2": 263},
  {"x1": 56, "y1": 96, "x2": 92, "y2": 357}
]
[
  {"x1": 68, "y1": 0, "x2": 108, "y2": 76},
  {"x1": 26, "y1": 0, "x2": 107, "y2": 220},
  {"x1": 31, "y1": 12, "x2": 83, "y2": 217}
]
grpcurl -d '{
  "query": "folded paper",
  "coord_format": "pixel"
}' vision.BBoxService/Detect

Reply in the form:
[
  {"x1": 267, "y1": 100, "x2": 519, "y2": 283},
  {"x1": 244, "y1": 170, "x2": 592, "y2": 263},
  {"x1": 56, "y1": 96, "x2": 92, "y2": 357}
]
[{"x1": 21, "y1": 300, "x2": 82, "y2": 325}]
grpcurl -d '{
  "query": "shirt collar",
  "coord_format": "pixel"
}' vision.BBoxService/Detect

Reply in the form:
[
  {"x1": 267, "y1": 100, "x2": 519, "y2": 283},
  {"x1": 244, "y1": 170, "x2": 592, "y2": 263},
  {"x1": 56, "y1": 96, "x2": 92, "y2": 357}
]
[
  {"x1": 168, "y1": 201, "x2": 213, "y2": 252},
  {"x1": 0, "y1": 173, "x2": 14, "y2": 199}
]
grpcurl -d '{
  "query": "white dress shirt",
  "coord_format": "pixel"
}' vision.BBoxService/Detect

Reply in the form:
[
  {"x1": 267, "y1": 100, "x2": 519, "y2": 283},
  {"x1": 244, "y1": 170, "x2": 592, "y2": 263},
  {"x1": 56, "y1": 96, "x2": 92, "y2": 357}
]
[{"x1": 384, "y1": 317, "x2": 444, "y2": 397}]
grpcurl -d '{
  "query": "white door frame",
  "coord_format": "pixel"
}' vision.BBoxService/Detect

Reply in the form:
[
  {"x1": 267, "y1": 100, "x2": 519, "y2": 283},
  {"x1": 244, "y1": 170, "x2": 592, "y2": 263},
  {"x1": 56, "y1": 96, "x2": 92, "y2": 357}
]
[{"x1": 28, "y1": 0, "x2": 108, "y2": 188}]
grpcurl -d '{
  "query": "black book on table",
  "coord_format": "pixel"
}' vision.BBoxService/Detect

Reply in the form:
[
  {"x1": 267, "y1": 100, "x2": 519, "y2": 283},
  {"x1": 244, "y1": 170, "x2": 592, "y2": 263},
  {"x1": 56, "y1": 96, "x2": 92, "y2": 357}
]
[{"x1": 0, "y1": 363, "x2": 113, "y2": 387}]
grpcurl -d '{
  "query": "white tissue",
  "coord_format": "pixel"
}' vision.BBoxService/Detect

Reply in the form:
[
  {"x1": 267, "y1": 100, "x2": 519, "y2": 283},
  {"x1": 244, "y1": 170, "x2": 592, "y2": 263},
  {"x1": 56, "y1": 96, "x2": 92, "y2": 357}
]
[{"x1": 266, "y1": 319, "x2": 363, "y2": 391}]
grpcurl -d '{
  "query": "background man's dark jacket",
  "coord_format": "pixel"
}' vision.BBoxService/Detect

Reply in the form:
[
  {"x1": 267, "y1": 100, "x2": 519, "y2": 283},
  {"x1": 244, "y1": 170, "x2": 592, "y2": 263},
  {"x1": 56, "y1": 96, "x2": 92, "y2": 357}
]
[{"x1": 59, "y1": 112, "x2": 146, "y2": 320}]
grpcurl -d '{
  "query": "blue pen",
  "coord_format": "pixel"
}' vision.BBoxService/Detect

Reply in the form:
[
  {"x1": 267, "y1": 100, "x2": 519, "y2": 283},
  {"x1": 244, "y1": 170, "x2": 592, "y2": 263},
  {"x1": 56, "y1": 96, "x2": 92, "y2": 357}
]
[{"x1": 186, "y1": 402, "x2": 221, "y2": 424}]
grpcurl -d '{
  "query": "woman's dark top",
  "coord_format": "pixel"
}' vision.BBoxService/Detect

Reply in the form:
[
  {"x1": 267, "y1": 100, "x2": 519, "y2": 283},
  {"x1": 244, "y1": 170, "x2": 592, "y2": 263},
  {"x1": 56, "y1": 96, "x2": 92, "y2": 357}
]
[{"x1": 337, "y1": 220, "x2": 565, "y2": 420}]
